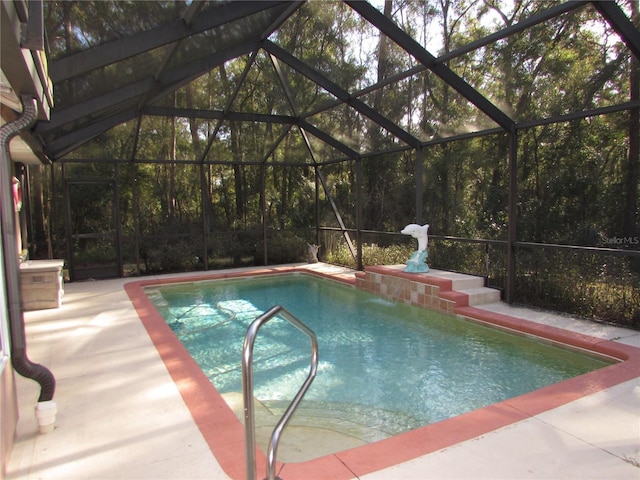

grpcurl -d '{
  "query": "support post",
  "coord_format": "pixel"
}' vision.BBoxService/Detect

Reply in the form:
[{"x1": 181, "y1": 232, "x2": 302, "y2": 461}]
[
  {"x1": 200, "y1": 164, "x2": 209, "y2": 270},
  {"x1": 129, "y1": 116, "x2": 143, "y2": 275},
  {"x1": 356, "y1": 157, "x2": 363, "y2": 271},
  {"x1": 506, "y1": 131, "x2": 518, "y2": 304},
  {"x1": 130, "y1": 162, "x2": 141, "y2": 275},
  {"x1": 50, "y1": 164, "x2": 56, "y2": 259},
  {"x1": 314, "y1": 165, "x2": 320, "y2": 246},
  {"x1": 62, "y1": 165, "x2": 74, "y2": 281},
  {"x1": 113, "y1": 163, "x2": 123, "y2": 277},
  {"x1": 261, "y1": 164, "x2": 268, "y2": 266}
]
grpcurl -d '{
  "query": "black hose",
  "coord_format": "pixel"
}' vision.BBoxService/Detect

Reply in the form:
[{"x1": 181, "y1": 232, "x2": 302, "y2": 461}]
[{"x1": 0, "y1": 95, "x2": 55, "y2": 402}]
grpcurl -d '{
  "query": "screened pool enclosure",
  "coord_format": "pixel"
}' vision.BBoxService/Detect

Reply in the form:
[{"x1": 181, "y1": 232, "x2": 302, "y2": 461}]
[{"x1": 13, "y1": 0, "x2": 640, "y2": 326}]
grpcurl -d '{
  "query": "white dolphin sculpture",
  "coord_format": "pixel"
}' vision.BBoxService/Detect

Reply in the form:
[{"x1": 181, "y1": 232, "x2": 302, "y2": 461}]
[{"x1": 401, "y1": 223, "x2": 429, "y2": 251}]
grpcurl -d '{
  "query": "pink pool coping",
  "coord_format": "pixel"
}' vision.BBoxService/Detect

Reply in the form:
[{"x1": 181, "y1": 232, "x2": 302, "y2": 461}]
[{"x1": 125, "y1": 265, "x2": 640, "y2": 480}]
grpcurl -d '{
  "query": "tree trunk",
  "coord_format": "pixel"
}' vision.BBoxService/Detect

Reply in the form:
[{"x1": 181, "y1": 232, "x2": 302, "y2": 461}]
[
  {"x1": 186, "y1": 84, "x2": 203, "y2": 159},
  {"x1": 231, "y1": 123, "x2": 245, "y2": 225}
]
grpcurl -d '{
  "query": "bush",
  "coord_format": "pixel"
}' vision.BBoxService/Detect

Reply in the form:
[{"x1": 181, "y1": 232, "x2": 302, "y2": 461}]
[
  {"x1": 325, "y1": 242, "x2": 413, "y2": 268},
  {"x1": 140, "y1": 238, "x2": 202, "y2": 273},
  {"x1": 515, "y1": 249, "x2": 639, "y2": 329},
  {"x1": 258, "y1": 230, "x2": 308, "y2": 264}
]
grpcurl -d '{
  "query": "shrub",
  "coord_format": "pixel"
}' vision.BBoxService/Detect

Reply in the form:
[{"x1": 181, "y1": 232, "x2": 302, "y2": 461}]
[{"x1": 140, "y1": 238, "x2": 201, "y2": 273}]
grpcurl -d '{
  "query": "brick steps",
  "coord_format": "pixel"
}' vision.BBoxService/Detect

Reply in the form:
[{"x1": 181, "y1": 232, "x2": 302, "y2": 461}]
[
  {"x1": 355, "y1": 265, "x2": 501, "y2": 314},
  {"x1": 459, "y1": 286, "x2": 501, "y2": 306}
]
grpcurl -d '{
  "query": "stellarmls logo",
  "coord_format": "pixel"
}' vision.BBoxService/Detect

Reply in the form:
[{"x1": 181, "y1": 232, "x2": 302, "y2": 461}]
[{"x1": 602, "y1": 236, "x2": 639, "y2": 245}]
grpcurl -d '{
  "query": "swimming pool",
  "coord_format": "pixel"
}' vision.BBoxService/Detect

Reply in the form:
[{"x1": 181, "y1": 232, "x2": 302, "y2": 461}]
[
  {"x1": 126, "y1": 264, "x2": 640, "y2": 479},
  {"x1": 146, "y1": 273, "x2": 610, "y2": 440}
]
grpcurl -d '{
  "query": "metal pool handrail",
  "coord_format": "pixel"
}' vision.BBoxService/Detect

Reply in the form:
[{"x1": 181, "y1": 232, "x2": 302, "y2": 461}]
[{"x1": 242, "y1": 305, "x2": 319, "y2": 480}]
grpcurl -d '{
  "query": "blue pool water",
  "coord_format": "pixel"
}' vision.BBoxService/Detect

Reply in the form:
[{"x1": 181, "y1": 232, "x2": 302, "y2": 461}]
[{"x1": 146, "y1": 274, "x2": 610, "y2": 434}]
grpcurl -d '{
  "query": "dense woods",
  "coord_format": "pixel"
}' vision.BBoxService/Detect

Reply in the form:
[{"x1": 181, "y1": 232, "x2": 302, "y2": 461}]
[{"x1": 28, "y1": 0, "x2": 639, "y2": 327}]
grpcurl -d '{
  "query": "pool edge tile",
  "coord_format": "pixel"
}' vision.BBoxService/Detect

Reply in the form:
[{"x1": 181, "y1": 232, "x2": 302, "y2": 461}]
[{"x1": 333, "y1": 402, "x2": 528, "y2": 478}]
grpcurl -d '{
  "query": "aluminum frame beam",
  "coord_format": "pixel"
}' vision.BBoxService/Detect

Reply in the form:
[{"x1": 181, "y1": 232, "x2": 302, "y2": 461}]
[
  {"x1": 439, "y1": 1, "x2": 588, "y2": 64},
  {"x1": 143, "y1": 106, "x2": 297, "y2": 125},
  {"x1": 37, "y1": 79, "x2": 153, "y2": 133},
  {"x1": 268, "y1": 52, "x2": 359, "y2": 159},
  {"x1": 263, "y1": 40, "x2": 420, "y2": 147},
  {"x1": 43, "y1": 40, "x2": 259, "y2": 158},
  {"x1": 50, "y1": 1, "x2": 291, "y2": 82},
  {"x1": 304, "y1": 2, "x2": 587, "y2": 121},
  {"x1": 300, "y1": 127, "x2": 358, "y2": 262},
  {"x1": 198, "y1": 50, "x2": 260, "y2": 163},
  {"x1": 298, "y1": 120, "x2": 359, "y2": 159},
  {"x1": 346, "y1": 0, "x2": 515, "y2": 132},
  {"x1": 44, "y1": 110, "x2": 136, "y2": 159},
  {"x1": 592, "y1": 1, "x2": 640, "y2": 60}
]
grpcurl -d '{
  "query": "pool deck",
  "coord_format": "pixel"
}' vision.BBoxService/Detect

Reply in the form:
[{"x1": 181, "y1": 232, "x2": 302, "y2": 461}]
[{"x1": 5, "y1": 263, "x2": 640, "y2": 480}]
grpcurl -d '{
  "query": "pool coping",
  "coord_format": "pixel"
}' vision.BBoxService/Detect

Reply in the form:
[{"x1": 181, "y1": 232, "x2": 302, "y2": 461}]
[{"x1": 124, "y1": 265, "x2": 640, "y2": 480}]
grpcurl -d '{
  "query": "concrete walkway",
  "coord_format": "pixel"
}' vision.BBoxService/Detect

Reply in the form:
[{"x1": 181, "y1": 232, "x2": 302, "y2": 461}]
[{"x1": 5, "y1": 265, "x2": 640, "y2": 479}]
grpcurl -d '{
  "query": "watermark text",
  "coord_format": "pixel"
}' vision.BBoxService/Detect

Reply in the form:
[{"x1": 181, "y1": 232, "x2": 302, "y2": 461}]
[{"x1": 602, "y1": 236, "x2": 639, "y2": 245}]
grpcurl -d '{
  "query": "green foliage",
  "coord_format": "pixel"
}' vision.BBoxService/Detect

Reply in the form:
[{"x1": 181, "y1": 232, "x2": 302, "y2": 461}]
[
  {"x1": 362, "y1": 243, "x2": 414, "y2": 266},
  {"x1": 324, "y1": 241, "x2": 413, "y2": 269},
  {"x1": 517, "y1": 115, "x2": 632, "y2": 245},
  {"x1": 515, "y1": 249, "x2": 640, "y2": 329},
  {"x1": 256, "y1": 230, "x2": 310, "y2": 265},
  {"x1": 139, "y1": 238, "x2": 202, "y2": 274},
  {"x1": 71, "y1": 238, "x2": 116, "y2": 267}
]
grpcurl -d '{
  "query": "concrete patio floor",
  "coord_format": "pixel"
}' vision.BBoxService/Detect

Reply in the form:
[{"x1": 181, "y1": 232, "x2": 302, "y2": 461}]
[{"x1": 5, "y1": 264, "x2": 640, "y2": 480}]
